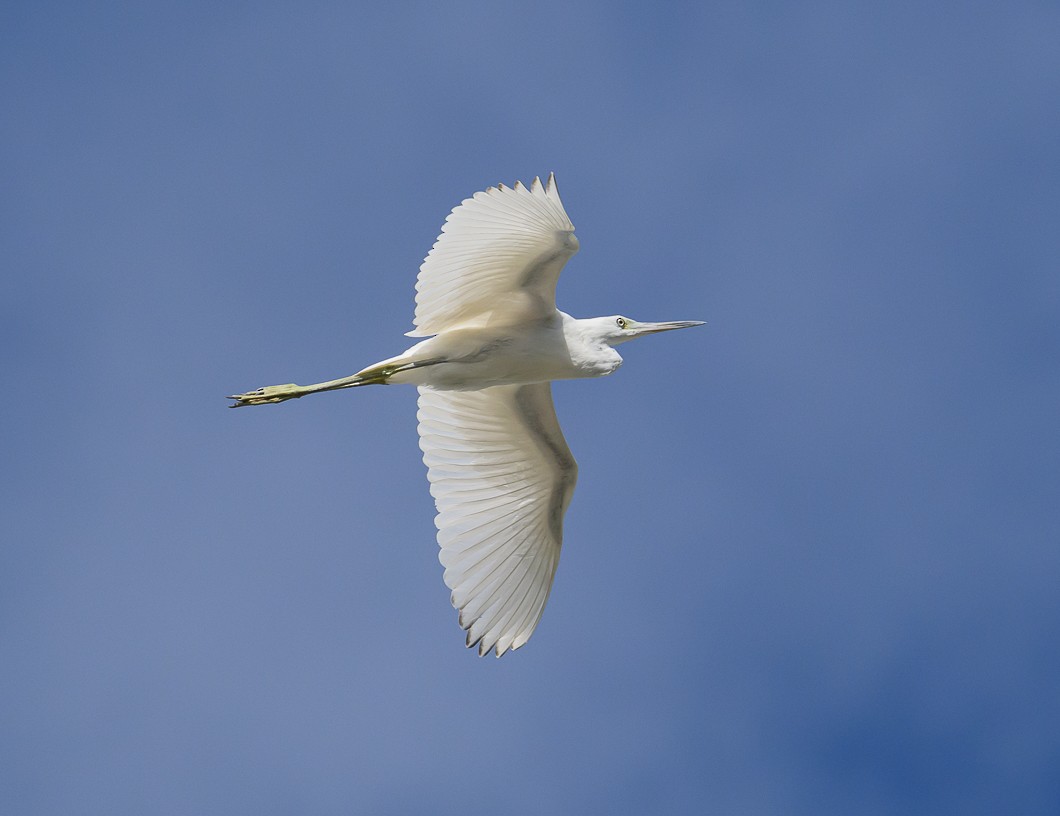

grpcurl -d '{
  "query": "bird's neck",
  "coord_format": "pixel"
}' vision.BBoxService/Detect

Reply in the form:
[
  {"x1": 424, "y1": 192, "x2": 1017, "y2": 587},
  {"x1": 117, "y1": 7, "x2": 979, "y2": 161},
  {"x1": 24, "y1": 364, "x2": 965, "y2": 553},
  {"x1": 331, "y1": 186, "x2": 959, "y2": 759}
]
[{"x1": 562, "y1": 314, "x2": 624, "y2": 377}]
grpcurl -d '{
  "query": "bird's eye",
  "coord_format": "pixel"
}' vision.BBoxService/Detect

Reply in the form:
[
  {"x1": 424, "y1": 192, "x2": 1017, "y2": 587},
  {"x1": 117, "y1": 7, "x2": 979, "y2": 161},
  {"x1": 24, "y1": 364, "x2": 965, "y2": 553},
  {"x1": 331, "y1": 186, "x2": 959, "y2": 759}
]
[{"x1": 616, "y1": 317, "x2": 627, "y2": 329}]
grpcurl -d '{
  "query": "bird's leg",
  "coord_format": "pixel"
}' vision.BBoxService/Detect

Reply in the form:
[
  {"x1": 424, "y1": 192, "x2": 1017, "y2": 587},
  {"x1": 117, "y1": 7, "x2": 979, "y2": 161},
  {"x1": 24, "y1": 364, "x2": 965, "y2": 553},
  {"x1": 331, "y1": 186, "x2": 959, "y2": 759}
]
[
  {"x1": 226, "y1": 358, "x2": 441, "y2": 408},
  {"x1": 227, "y1": 372, "x2": 377, "y2": 407}
]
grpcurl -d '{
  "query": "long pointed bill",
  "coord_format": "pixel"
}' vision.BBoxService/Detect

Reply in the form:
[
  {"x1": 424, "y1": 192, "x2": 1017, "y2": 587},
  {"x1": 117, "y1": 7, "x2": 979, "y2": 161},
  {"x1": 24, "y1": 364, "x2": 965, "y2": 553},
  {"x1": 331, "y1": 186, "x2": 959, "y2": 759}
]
[{"x1": 633, "y1": 320, "x2": 705, "y2": 335}]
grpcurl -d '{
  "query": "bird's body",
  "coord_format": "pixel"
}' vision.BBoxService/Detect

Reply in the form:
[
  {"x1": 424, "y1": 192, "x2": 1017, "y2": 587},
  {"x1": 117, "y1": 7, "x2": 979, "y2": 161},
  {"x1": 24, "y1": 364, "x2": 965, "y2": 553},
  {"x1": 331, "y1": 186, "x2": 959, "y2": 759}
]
[
  {"x1": 229, "y1": 174, "x2": 702, "y2": 656},
  {"x1": 367, "y1": 311, "x2": 624, "y2": 391}
]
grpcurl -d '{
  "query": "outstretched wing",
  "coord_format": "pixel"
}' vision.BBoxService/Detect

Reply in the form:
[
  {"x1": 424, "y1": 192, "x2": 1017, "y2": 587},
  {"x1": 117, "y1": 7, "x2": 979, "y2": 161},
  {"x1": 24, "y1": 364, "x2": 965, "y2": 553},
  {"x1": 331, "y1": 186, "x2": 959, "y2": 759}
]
[
  {"x1": 408, "y1": 173, "x2": 579, "y2": 337},
  {"x1": 416, "y1": 382, "x2": 578, "y2": 657}
]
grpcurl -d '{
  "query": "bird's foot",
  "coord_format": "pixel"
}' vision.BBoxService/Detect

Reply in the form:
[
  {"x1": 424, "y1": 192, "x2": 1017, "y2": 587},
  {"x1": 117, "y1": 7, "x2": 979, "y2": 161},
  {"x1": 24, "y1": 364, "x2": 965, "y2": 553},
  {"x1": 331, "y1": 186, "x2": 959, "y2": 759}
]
[{"x1": 227, "y1": 383, "x2": 305, "y2": 407}]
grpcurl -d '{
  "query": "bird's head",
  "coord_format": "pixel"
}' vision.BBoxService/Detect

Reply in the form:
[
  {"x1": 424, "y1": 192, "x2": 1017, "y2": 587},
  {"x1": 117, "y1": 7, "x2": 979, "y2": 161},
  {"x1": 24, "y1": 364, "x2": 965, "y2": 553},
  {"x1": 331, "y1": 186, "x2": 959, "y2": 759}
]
[{"x1": 592, "y1": 315, "x2": 705, "y2": 346}]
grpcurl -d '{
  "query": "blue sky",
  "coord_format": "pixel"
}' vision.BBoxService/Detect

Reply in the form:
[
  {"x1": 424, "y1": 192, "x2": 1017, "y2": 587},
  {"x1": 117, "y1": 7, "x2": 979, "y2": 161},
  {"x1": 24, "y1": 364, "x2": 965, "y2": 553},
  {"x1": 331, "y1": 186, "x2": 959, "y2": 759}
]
[{"x1": 3, "y1": 2, "x2": 1059, "y2": 813}]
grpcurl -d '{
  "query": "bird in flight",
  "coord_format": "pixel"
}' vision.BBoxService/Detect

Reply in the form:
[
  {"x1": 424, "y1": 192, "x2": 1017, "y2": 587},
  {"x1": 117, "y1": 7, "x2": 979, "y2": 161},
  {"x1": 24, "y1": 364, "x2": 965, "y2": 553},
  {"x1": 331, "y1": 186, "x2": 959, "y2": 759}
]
[{"x1": 229, "y1": 174, "x2": 703, "y2": 656}]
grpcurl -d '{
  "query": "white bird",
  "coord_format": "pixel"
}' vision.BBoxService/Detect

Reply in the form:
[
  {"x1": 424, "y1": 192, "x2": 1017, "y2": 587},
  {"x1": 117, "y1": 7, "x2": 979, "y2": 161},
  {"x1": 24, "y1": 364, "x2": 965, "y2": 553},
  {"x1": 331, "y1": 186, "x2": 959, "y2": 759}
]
[{"x1": 229, "y1": 174, "x2": 703, "y2": 656}]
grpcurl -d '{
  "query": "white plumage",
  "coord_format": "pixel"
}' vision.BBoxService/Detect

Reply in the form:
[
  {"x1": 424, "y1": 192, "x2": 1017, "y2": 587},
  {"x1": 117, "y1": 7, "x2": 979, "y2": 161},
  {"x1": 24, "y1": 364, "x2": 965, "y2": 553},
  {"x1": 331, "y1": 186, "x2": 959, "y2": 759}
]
[
  {"x1": 229, "y1": 174, "x2": 702, "y2": 657},
  {"x1": 409, "y1": 175, "x2": 577, "y2": 338},
  {"x1": 418, "y1": 383, "x2": 575, "y2": 656}
]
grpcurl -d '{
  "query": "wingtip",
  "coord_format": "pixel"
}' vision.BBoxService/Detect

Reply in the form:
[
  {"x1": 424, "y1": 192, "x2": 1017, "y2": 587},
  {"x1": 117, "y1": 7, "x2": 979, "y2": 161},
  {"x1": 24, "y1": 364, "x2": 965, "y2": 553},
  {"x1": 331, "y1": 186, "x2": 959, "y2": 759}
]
[
  {"x1": 465, "y1": 629, "x2": 482, "y2": 653},
  {"x1": 486, "y1": 173, "x2": 557, "y2": 199},
  {"x1": 462, "y1": 621, "x2": 507, "y2": 658},
  {"x1": 544, "y1": 171, "x2": 564, "y2": 207}
]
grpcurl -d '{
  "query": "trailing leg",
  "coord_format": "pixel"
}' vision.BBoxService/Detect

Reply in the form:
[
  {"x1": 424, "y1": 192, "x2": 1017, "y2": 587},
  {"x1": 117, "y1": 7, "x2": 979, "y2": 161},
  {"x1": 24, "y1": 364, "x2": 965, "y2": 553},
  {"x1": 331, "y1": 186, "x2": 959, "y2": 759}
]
[
  {"x1": 226, "y1": 357, "x2": 442, "y2": 407},
  {"x1": 227, "y1": 371, "x2": 381, "y2": 407}
]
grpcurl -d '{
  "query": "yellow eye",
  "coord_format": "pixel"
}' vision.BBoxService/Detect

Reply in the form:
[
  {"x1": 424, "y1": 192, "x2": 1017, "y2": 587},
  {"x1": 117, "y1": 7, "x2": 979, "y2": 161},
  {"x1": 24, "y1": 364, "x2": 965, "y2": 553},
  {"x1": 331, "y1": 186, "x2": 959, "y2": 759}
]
[{"x1": 615, "y1": 317, "x2": 627, "y2": 329}]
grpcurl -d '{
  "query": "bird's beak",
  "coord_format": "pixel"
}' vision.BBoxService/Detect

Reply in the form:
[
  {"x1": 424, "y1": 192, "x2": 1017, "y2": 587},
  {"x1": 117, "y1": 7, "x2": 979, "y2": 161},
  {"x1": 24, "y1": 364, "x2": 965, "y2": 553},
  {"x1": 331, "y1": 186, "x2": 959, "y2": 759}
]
[{"x1": 633, "y1": 320, "x2": 705, "y2": 335}]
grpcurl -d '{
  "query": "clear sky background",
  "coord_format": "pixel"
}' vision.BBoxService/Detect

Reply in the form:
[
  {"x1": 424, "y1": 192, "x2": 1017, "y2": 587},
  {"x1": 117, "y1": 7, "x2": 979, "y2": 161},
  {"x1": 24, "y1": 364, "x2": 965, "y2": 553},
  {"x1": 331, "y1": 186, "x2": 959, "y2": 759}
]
[{"x1": 3, "y1": 2, "x2": 1058, "y2": 814}]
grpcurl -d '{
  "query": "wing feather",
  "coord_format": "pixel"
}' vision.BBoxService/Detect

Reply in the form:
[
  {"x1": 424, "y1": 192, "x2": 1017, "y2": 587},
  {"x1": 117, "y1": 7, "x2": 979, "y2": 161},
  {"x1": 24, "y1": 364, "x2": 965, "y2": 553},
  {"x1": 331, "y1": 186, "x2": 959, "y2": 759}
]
[
  {"x1": 408, "y1": 173, "x2": 579, "y2": 337},
  {"x1": 416, "y1": 382, "x2": 578, "y2": 657}
]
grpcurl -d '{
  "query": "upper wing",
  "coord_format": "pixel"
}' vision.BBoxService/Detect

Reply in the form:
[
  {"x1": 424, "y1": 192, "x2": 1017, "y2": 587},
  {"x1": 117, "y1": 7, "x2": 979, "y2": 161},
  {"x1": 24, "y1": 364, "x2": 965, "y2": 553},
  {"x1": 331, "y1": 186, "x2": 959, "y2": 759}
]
[
  {"x1": 408, "y1": 173, "x2": 579, "y2": 337},
  {"x1": 416, "y1": 382, "x2": 578, "y2": 656}
]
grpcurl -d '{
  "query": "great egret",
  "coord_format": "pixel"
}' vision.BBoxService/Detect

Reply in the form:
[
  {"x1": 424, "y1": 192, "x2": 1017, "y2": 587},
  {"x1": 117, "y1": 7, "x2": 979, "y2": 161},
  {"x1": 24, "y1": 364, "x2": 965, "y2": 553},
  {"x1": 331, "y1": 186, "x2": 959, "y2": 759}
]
[{"x1": 229, "y1": 174, "x2": 703, "y2": 656}]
